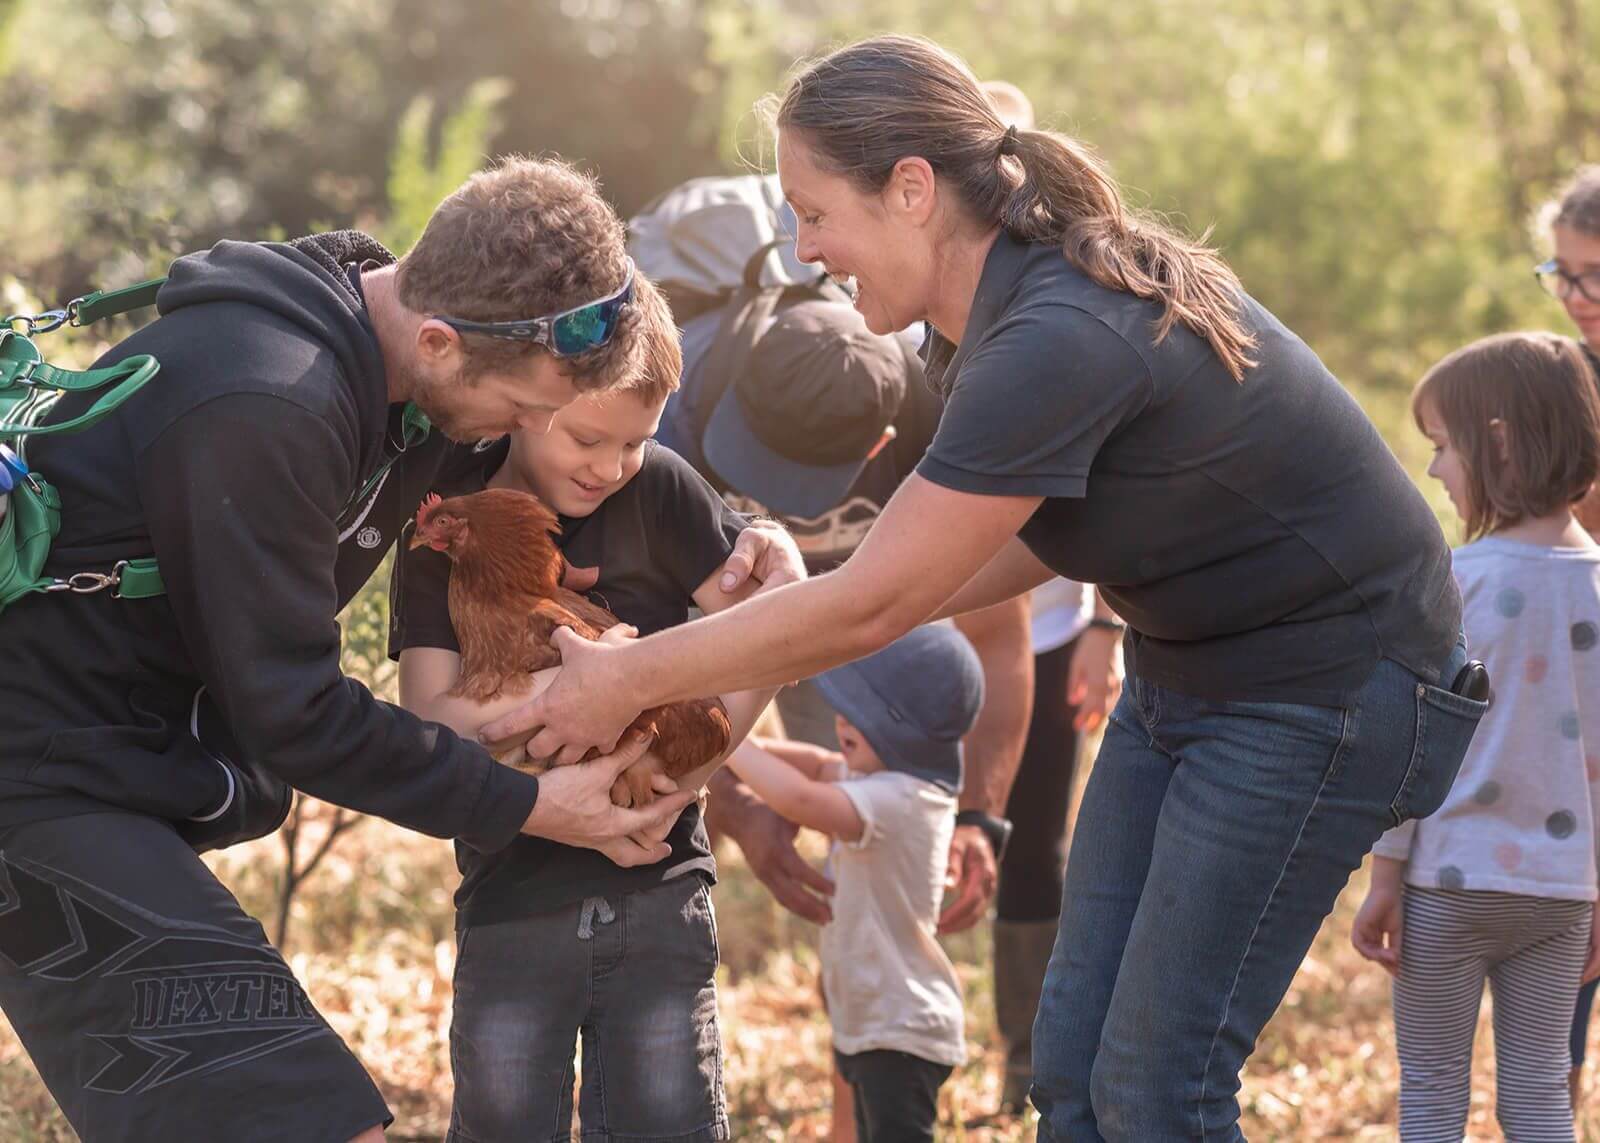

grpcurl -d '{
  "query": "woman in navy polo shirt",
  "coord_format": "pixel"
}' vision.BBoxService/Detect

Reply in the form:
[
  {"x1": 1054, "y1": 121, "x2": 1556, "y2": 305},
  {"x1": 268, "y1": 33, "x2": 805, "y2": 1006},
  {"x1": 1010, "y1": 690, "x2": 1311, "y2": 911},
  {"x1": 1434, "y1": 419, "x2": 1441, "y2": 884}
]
[{"x1": 492, "y1": 35, "x2": 1484, "y2": 1141}]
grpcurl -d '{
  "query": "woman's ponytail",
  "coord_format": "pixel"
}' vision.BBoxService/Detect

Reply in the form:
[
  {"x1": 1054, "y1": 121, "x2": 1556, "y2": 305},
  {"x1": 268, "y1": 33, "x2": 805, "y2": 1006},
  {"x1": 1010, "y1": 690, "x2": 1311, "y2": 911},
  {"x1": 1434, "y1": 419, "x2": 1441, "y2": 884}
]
[
  {"x1": 778, "y1": 34, "x2": 1259, "y2": 381},
  {"x1": 1003, "y1": 129, "x2": 1258, "y2": 381}
]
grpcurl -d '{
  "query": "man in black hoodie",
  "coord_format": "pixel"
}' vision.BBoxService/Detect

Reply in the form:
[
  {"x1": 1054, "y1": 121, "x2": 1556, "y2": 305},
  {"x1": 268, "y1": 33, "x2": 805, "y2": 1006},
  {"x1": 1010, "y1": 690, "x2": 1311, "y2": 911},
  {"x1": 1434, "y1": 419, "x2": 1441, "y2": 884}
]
[{"x1": 0, "y1": 157, "x2": 798, "y2": 1141}]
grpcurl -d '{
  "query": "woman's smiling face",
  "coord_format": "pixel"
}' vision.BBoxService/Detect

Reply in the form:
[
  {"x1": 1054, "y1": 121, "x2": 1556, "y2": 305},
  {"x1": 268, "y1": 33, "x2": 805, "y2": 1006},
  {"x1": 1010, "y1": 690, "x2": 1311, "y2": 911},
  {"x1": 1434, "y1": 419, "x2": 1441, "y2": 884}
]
[{"x1": 777, "y1": 132, "x2": 933, "y2": 337}]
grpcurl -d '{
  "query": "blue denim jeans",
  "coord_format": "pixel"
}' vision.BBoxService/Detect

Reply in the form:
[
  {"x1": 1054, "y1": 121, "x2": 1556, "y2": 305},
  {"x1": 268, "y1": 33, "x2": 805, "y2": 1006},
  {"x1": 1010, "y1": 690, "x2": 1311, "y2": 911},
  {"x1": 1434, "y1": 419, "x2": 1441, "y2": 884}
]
[
  {"x1": 1033, "y1": 647, "x2": 1483, "y2": 1141},
  {"x1": 446, "y1": 875, "x2": 728, "y2": 1143}
]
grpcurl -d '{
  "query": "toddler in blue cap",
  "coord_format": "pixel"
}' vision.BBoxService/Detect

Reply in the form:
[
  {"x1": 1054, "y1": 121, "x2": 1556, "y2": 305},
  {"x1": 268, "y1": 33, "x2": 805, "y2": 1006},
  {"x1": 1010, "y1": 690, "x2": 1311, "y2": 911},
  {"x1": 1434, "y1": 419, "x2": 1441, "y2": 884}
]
[{"x1": 726, "y1": 623, "x2": 984, "y2": 1142}]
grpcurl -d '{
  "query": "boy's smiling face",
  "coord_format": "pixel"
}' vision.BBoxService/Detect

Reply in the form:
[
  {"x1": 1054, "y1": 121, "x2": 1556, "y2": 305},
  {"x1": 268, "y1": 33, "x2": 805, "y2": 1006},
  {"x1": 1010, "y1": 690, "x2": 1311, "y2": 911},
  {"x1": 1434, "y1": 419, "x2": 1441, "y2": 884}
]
[{"x1": 506, "y1": 389, "x2": 665, "y2": 517}]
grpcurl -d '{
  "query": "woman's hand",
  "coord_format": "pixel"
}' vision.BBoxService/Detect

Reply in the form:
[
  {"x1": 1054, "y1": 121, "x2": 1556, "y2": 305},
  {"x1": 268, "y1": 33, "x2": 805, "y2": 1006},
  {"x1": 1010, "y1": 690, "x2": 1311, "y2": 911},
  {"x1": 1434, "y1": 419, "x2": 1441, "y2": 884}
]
[{"x1": 481, "y1": 627, "x2": 641, "y2": 766}]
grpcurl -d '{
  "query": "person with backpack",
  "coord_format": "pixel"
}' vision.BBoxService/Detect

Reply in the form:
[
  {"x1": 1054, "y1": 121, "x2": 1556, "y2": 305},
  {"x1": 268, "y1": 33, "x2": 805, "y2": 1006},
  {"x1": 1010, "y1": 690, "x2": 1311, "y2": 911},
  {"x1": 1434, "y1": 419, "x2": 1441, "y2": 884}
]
[
  {"x1": 0, "y1": 156, "x2": 800, "y2": 1142},
  {"x1": 637, "y1": 172, "x2": 1039, "y2": 942},
  {"x1": 486, "y1": 36, "x2": 1483, "y2": 1140}
]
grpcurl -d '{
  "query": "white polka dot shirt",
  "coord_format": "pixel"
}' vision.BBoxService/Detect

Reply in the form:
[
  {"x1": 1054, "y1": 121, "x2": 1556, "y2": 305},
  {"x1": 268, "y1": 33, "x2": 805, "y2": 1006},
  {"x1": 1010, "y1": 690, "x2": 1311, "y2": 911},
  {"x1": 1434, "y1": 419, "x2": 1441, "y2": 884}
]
[{"x1": 1374, "y1": 537, "x2": 1600, "y2": 901}]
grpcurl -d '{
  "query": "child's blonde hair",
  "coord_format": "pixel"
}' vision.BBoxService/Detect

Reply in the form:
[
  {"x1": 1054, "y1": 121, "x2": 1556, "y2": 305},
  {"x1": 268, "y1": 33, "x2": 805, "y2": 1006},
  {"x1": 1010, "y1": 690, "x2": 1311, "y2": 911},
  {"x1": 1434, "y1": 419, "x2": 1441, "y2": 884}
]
[
  {"x1": 1413, "y1": 331, "x2": 1600, "y2": 540},
  {"x1": 613, "y1": 271, "x2": 682, "y2": 407}
]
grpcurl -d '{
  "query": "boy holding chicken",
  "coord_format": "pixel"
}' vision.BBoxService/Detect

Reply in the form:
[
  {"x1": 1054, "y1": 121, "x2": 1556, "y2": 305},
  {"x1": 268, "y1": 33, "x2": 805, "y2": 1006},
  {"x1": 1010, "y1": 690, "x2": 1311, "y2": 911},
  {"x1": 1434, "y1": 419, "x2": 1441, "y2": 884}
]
[{"x1": 390, "y1": 270, "x2": 786, "y2": 1143}]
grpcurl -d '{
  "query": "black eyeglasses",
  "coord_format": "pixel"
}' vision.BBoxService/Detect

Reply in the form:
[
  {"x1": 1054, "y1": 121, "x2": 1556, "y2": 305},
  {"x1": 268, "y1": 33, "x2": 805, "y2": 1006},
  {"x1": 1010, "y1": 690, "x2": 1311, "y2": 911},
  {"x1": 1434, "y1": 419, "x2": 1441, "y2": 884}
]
[
  {"x1": 1535, "y1": 259, "x2": 1600, "y2": 305},
  {"x1": 435, "y1": 260, "x2": 636, "y2": 357}
]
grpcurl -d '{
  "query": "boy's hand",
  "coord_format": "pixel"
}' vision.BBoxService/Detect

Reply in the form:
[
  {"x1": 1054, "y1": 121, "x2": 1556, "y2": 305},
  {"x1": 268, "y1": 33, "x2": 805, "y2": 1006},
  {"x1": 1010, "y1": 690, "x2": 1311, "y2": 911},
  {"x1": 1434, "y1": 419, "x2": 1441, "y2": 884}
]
[
  {"x1": 719, "y1": 520, "x2": 806, "y2": 593},
  {"x1": 1351, "y1": 885, "x2": 1404, "y2": 976}
]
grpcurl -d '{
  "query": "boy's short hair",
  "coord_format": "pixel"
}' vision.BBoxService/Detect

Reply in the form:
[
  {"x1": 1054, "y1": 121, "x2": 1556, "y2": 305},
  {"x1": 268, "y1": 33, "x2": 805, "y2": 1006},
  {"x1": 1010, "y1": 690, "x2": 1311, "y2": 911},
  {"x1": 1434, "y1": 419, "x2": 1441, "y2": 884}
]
[
  {"x1": 396, "y1": 155, "x2": 644, "y2": 390},
  {"x1": 814, "y1": 625, "x2": 984, "y2": 794},
  {"x1": 1413, "y1": 331, "x2": 1600, "y2": 540},
  {"x1": 612, "y1": 272, "x2": 682, "y2": 407}
]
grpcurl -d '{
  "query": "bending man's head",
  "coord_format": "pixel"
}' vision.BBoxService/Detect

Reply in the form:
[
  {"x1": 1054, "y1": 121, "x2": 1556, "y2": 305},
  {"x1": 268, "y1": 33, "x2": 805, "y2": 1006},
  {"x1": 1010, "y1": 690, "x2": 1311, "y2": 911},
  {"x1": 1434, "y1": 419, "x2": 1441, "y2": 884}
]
[{"x1": 391, "y1": 156, "x2": 662, "y2": 441}]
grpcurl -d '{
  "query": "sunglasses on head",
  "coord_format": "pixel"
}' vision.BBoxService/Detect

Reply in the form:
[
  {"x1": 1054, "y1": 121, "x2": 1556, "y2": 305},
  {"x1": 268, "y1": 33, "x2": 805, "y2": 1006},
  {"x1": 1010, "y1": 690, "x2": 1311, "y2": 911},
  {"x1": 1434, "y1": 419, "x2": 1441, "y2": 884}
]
[{"x1": 434, "y1": 260, "x2": 636, "y2": 357}]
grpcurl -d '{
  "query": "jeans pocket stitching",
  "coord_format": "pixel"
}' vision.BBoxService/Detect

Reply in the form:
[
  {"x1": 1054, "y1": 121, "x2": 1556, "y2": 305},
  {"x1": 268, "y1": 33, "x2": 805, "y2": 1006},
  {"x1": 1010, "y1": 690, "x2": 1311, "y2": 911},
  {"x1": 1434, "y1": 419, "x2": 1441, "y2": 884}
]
[
  {"x1": 1321, "y1": 705, "x2": 1356, "y2": 787},
  {"x1": 1388, "y1": 685, "x2": 1429, "y2": 827},
  {"x1": 1420, "y1": 683, "x2": 1490, "y2": 720}
]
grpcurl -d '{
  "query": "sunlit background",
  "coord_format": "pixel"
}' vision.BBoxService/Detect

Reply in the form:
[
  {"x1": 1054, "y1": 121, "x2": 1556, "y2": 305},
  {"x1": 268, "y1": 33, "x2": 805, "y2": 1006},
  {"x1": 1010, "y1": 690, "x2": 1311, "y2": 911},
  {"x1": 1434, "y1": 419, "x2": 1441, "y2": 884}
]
[{"x1": 1, "y1": 1, "x2": 1596, "y2": 1137}]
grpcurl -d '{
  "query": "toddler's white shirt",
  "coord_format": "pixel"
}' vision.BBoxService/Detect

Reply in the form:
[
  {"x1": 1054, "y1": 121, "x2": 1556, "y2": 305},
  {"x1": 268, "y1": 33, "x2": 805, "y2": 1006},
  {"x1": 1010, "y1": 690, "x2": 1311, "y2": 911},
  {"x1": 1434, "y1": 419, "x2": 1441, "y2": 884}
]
[{"x1": 821, "y1": 770, "x2": 966, "y2": 1067}]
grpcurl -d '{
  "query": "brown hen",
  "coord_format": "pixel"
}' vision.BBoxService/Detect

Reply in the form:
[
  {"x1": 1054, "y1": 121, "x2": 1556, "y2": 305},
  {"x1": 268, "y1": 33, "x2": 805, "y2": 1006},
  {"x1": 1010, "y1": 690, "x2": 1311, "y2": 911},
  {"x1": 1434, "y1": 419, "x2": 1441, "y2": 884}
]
[{"x1": 409, "y1": 487, "x2": 731, "y2": 805}]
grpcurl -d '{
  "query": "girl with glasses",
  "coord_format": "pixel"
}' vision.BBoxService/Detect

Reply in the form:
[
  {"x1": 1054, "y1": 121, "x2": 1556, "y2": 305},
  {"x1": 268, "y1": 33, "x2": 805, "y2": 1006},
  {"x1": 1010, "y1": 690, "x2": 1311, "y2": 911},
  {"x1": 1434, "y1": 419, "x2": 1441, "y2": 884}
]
[{"x1": 1537, "y1": 166, "x2": 1600, "y2": 1109}]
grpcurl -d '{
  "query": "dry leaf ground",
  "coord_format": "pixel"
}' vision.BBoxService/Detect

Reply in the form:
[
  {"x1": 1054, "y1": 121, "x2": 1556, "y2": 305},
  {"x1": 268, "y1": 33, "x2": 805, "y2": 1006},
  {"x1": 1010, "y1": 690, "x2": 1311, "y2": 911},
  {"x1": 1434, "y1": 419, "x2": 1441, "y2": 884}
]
[{"x1": 3, "y1": 792, "x2": 1599, "y2": 1141}]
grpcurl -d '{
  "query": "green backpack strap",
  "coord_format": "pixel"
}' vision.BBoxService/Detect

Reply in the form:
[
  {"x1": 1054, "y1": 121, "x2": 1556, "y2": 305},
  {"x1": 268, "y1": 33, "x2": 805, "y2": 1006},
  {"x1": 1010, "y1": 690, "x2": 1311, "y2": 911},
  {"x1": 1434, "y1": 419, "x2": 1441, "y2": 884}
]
[
  {"x1": 0, "y1": 276, "x2": 420, "y2": 611},
  {"x1": 68, "y1": 278, "x2": 166, "y2": 327},
  {"x1": 0, "y1": 278, "x2": 167, "y2": 609},
  {"x1": 0, "y1": 332, "x2": 160, "y2": 437}
]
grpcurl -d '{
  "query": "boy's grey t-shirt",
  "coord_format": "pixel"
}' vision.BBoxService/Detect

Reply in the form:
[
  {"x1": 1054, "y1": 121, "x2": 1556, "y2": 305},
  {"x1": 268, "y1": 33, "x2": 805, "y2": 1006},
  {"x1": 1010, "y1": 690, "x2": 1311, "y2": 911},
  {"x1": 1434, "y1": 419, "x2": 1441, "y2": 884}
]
[{"x1": 917, "y1": 233, "x2": 1459, "y2": 705}]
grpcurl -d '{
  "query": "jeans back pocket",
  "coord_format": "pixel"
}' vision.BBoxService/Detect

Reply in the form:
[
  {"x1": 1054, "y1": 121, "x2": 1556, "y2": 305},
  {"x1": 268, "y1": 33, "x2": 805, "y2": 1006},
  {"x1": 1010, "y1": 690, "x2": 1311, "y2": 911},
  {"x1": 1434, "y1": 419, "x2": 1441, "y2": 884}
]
[{"x1": 1390, "y1": 681, "x2": 1487, "y2": 826}]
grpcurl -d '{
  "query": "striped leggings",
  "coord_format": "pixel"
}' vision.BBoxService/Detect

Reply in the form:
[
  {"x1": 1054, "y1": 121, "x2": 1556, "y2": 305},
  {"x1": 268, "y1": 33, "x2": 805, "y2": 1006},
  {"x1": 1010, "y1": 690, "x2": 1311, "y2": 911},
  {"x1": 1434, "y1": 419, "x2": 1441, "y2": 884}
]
[{"x1": 1394, "y1": 887, "x2": 1591, "y2": 1142}]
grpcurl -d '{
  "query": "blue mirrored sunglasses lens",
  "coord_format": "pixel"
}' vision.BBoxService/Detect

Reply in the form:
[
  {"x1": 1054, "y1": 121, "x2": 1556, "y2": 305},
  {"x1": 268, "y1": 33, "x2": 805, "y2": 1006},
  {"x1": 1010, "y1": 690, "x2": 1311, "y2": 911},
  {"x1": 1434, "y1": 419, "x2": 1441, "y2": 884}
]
[{"x1": 552, "y1": 297, "x2": 623, "y2": 355}]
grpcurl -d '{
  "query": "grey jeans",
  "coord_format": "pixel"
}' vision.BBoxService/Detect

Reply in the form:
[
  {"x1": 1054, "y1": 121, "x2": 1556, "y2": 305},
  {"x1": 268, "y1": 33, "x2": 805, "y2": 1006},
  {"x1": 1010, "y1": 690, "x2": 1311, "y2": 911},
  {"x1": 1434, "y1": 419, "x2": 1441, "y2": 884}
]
[{"x1": 446, "y1": 875, "x2": 729, "y2": 1143}]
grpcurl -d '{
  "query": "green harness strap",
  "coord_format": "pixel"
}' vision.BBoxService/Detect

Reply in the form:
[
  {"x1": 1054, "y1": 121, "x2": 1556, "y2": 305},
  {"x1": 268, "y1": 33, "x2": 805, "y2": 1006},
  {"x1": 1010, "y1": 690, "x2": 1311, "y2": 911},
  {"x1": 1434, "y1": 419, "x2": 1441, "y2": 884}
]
[
  {"x1": 1, "y1": 276, "x2": 433, "y2": 610},
  {"x1": 1, "y1": 279, "x2": 169, "y2": 607},
  {"x1": 1, "y1": 277, "x2": 431, "y2": 610}
]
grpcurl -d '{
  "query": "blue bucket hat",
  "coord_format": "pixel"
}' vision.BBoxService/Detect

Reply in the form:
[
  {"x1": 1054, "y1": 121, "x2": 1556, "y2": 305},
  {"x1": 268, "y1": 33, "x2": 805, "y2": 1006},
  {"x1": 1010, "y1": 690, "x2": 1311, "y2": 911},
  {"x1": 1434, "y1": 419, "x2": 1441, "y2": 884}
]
[{"x1": 813, "y1": 625, "x2": 985, "y2": 794}]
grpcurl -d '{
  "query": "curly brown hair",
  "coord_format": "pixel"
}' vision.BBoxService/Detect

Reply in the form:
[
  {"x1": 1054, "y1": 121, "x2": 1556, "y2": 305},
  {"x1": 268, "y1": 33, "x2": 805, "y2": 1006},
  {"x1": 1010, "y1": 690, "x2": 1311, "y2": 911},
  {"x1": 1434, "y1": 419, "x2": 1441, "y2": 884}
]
[{"x1": 396, "y1": 155, "x2": 642, "y2": 390}]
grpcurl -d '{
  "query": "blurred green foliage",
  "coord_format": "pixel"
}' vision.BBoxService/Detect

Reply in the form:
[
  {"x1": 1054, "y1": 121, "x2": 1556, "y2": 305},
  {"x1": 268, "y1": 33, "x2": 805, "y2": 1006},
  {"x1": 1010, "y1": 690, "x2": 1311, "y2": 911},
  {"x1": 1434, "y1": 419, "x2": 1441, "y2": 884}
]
[{"x1": 2, "y1": 0, "x2": 1596, "y2": 510}]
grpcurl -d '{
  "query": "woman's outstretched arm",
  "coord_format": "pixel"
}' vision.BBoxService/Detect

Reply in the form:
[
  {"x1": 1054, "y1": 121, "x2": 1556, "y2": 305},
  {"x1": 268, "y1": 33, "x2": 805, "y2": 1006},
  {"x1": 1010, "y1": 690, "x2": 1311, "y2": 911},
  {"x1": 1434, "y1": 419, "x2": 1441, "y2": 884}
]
[
  {"x1": 482, "y1": 475, "x2": 1042, "y2": 764},
  {"x1": 932, "y1": 535, "x2": 1056, "y2": 621}
]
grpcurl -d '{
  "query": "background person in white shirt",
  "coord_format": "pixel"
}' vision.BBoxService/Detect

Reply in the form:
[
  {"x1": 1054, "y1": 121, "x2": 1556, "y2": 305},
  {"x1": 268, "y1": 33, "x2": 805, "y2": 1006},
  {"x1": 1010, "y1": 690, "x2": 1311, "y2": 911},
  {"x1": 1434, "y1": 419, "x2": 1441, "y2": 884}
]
[
  {"x1": 726, "y1": 625, "x2": 984, "y2": 1143},
  {"x1": 1353, "y1": 331, "x2": 1600, "y2": 1141}
]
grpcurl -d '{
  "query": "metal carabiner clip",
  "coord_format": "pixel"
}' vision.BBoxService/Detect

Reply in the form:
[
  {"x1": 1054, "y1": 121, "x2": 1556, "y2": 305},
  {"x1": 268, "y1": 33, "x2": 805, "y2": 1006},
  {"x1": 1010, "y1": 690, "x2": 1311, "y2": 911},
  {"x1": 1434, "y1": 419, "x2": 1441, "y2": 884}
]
[
  {"x1": 3, "y1": 310, "x2": 69, "y2": 336},
  {"x1": 28, "y1": 310, "x2": 71, "y2": 334},
  {"x1": 44, "y1": 562, "x2": 127, "y2": 595}
]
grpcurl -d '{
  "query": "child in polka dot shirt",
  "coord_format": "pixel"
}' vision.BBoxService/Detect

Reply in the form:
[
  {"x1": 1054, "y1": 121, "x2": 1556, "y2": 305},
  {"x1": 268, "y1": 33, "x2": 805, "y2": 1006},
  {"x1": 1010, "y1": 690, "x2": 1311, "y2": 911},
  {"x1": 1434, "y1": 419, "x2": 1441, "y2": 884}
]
[{"x1": 1352, "y1": 331, "x2": 1600, "y2": 1140}]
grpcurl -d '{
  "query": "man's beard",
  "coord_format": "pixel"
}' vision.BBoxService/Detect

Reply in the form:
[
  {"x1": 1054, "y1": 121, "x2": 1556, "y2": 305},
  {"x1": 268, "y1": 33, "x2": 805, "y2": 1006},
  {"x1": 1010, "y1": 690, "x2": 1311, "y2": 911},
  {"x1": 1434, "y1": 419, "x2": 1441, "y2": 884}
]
[{"x1": 404, "y1": 364, "x2": 478, "y2": 442}]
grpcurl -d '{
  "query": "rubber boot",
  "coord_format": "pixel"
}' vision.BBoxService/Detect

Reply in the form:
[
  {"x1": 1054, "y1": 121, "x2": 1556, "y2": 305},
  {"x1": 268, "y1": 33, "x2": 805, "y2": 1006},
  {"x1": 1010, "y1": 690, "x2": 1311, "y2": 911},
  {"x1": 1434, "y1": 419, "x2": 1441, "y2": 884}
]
[{"x1": 993, "y1": 918, "x2": 1060, "y2": 1114}]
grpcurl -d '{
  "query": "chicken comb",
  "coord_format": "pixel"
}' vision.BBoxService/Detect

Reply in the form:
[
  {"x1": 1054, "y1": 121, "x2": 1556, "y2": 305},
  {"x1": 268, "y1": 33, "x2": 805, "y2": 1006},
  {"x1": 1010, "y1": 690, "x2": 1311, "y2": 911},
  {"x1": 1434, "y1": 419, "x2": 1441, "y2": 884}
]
[{"x1": 416, "y1": 491, "x2": 443, "y2": 528}]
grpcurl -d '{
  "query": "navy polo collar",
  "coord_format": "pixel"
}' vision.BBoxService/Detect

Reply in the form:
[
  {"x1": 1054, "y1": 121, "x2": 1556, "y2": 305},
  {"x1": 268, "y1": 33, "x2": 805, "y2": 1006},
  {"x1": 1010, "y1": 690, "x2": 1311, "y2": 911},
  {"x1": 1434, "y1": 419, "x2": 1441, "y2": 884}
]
[{"x1": 922, "y1": 229, "x2": 1036, "y2": 395}]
